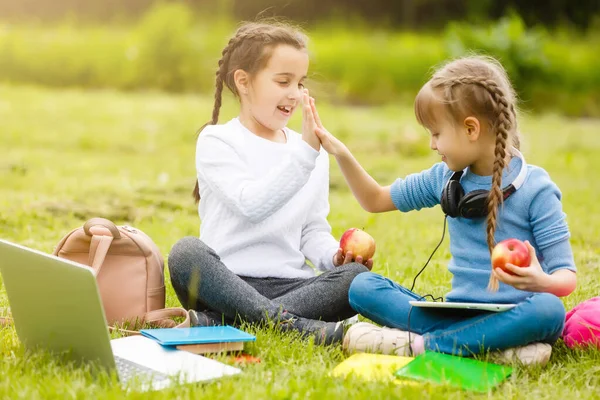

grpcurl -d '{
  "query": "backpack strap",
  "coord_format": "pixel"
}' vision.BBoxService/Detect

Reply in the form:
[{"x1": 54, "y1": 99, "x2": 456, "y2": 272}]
[
  {"x1": 109, "y1": 307, "x2": 191, "y2": 336},
  {"x1": 145, "y1": 307, "x2": 191, "y2": 328},
  {"x1": 88, "y1": 235, "x2": 113, "y2": 274},
  {"x1": 83, "y1": 218, "x2": 121, "y2": 239},
  {"x1": 84, "y1": 217, "x2": 120, "y2": 274}
]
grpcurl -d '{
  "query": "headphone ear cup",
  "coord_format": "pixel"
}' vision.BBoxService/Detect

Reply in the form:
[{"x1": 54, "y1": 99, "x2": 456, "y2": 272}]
[
  {"x1": 442, "y1": 180, "x2": 464, "y2": 218},
  {"x1": 458, "y1": 189, "x2": 488, "y2": 219}
]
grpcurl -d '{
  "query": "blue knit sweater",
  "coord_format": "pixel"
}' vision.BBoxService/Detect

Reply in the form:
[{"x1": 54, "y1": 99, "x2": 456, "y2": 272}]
[{"x1": 390, "y1": 156, "x2": 576, "y2": 303}]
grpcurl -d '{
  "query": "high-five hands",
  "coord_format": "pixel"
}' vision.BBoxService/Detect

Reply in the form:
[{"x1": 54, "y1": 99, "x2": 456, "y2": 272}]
[
  {"x1": 302, "y1": 89, "x2": 320, "y2": 151},
  {"x1": 305, "y1": 94, "x2": 374, "y2": 270},
  {"x1": 308, "y1": 98, "x2": 348, "y2": 157}
]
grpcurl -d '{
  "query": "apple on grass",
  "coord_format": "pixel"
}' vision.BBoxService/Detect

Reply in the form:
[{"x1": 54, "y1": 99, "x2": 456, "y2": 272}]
[
  {"x1": 339, "y1": 228, "x2": 376, "y2": 261},
  {"x1": 491, "y1": 239, "x2": 531, "y2": 275}
]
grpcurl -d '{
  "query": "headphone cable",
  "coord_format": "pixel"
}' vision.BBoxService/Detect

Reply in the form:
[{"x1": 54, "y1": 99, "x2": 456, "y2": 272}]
[
  {"x1": 407, "y1": 215, "x2": 448, "y2": 356},
  {"x1": 409, "y1": 215, "x2": 448, "y2": 292}
]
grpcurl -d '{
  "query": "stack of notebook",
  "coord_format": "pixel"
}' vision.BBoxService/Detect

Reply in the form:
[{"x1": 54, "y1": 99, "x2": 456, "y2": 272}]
[{"x1": 140, "y1": 326, "x2": 256, "y2": 355}]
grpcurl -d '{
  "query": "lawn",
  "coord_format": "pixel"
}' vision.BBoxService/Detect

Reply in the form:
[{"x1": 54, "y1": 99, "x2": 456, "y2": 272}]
[{"x1": 1, "y1": 84, "x2": 599, "y2": 399}]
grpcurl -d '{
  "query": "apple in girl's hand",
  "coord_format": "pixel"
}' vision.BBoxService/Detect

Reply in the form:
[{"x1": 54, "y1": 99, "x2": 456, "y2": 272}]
[
  {"x1": 340, "y1": 228, "x2": 376, "y2": 260},
  {"x1": 491, "y1": 239, "x2": 531, "y2": 275}
]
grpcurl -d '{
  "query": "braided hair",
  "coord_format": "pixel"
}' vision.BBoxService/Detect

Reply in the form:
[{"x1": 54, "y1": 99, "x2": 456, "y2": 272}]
[
  {"x1": 192, "y1": 22, "x2": 308, "y2": 202},
  {"x1": 415, "y1": 56, "x2": 520, "y2": 291}
]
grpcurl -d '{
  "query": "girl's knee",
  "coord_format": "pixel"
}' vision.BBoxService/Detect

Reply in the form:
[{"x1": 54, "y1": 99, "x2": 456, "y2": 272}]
[
  {"x1": 531, "y1": 293, "x2": 566, "y2": 330},
  {"x1": 170, "y1": 236, "x2": 206, "y2": 256},
  {"x1": 340, "y1": 262, "x2": 370, "y2": 278},
  {"x1": 167, "y1": 236, "x2": 215, "y2": 281},
  {"x1": 348, "y1": 272, "x2": 382, "y2": 305}
]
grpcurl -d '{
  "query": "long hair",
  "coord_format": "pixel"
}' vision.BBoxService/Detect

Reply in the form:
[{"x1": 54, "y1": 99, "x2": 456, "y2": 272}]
[
  {"x1": 192, "y1": 22, "x2": 308, "y2": 203},
  {"x1": 414, "y1": 55, "x2": 520, "y2": 291}
]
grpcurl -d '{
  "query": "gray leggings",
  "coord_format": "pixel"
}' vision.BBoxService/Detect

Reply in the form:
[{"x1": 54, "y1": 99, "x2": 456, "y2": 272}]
[{"x1": 168, "y1": 237, "x2": 368, "y2": 322}]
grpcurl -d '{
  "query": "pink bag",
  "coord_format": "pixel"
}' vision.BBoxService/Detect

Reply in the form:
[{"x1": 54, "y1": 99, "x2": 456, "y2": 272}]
[
  {"x1": 562, "y1": 296, "x2": 600, "y2": 349},
  {"x1": 53, "y1": 217, "x2": 189, "y2": 332}
]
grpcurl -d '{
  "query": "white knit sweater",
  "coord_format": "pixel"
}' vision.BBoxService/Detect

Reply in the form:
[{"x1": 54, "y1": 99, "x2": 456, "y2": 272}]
[{"x1": 195, "y1": 118, "x2": 339, "y2": 278}]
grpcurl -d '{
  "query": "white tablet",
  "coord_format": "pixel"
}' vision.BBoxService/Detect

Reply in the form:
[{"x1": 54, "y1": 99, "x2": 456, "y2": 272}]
[{"x1": 409, "y1": 301, "x2": 517, "y2": 312}]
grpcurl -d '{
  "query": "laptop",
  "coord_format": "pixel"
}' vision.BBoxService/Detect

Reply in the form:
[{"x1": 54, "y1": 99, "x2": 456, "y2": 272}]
[
  {"x1": 0, "y1": 239, "x2": 241, "y2": 391},
  {"x1": 409, "y1": 301, "x2": 516, "y2": 312}
]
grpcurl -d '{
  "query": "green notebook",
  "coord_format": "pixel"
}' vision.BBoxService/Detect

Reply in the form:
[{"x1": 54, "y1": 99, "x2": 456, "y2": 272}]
[{"x1": 394, "y1": 351, "x2": 513, "y2": 393}]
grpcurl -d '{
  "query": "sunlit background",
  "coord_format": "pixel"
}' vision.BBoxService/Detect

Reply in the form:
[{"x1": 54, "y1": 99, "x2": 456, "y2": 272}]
[
  {"x1": 0, "y1": 0, "x2": 599, "y2": 116},
  {"x1": 2, "y1": 2, "x2": 600, "y2": 398}
]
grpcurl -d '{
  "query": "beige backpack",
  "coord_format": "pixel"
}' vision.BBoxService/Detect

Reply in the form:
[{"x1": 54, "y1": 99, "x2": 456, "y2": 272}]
[{"x1": 53, "y1": 217, "x2": 189, "y2": 332}]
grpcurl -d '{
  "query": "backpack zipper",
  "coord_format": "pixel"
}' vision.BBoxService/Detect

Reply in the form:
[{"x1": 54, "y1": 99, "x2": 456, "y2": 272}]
[{"x1": 122, "y1": 225, "x2": 137, "y2": 233}]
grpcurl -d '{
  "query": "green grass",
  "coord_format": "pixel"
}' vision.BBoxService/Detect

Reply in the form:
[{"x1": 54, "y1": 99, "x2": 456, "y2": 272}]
[{"x1": 1, "y1": 83, "x2": 600, "y2": 398}]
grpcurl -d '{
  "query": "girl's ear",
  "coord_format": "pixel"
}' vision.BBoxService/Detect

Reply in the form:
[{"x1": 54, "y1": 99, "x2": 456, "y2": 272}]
[
  {"x1": 233, "y1": 69, "x2": 249, "y2": 95},
  {"x1": 463, "y1": 116, "x2": 481, "y2": 141}
]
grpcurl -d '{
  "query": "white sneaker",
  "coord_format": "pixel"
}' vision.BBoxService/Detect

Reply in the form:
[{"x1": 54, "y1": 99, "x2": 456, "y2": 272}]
[
  {"x1": 343, "y1": 322, "x2": 412, "y2": 356},
  {"x1": 492, "y1": 342, "x2": 553, "y2": 366}
]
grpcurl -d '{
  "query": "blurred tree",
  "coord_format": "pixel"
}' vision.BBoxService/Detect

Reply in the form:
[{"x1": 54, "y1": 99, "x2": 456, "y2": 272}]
[
  {"x1": 233, "y1": 0, "x2": 599, "y2": 31},
  {"x1": 489, "y1": 0, "x2": 600, "y2": 30},
  {"x1": 0, "y1": 0, "x2": 222, "y2": 22},
  {"x1": 233, "y1": 0, "x2": 469, "y2": 29},
  {"x1": 0, "y1": 0, "x2": 598, "y2": 31}
]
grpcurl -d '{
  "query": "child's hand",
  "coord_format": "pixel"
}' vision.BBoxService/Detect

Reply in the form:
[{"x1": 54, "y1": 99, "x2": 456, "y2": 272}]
[
  {"x1": 492, "y1": 240, "x2": 551, "y2": 292},
  {"x1": 333, "y1": 248, "x2": 374, "y2": 270},
  {"x1": 310, "y1": 98, "x2": 348, "y2": 157},
  {"x1": 302, "y1": 89, "x2": 320, "y2": 151}
]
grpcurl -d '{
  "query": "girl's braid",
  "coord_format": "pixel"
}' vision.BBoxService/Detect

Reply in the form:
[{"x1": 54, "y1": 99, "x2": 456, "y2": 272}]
[
  {"x1": 449, "y1": 76, "x2": 513, "y2": 291},
  {"x1": 194, "y1": 31, "x2": 265, "y2": 202},
  {"x1": 211, "y1": 32, "x2": 258, "y2": 124}
]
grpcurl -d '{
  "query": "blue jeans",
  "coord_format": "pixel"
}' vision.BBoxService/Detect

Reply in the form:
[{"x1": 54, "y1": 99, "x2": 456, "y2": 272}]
[{"x1": 348, "y1": 272, "x2": 566, "y2": 355}]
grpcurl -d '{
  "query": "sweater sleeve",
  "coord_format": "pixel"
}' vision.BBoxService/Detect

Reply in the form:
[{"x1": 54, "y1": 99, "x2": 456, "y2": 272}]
[
  {"x1": 299, "y1": 153, "x2": 339, "y2": 272},
  {"x1": 196, "y1": 130, "x2": 319, "y2": 224},
  {"x1": 528, "y1": 169, "x2": 576, "y2": 274},
  {"x1": 389, "y1": 162, "x2": 449, "y2": 212}
]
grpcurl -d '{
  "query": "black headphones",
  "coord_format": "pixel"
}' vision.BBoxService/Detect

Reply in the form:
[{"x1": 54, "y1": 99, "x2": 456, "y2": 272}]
[{"x1": 440, "y1": 149, "x2": 527, "y2": 219}]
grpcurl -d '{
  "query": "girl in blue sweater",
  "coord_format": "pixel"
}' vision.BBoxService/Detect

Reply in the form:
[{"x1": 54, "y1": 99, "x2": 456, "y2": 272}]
[{"x1": 312, "y1": 56, "x2": 577, "y2": 365}]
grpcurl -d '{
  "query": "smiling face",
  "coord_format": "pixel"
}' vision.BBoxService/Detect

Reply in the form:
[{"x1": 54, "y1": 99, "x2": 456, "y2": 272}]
[
  {"x1": 237, "y1": 44, "x2": 309, "y2": 137},
  {"x1": 415, "y1": 84, "x2": 487, "y2": 172},
  {"x1": 426, "y1": 110, "x2": 477, "y2": 171}
]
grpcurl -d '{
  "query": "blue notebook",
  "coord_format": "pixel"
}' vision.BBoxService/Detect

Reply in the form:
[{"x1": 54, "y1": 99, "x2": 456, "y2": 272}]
[{"x1": 140, "y1": 326, "x2": 256, "y2": 346}]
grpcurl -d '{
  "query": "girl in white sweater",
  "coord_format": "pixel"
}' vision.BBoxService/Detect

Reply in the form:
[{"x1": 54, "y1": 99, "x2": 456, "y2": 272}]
[{"x1": 168, "y1": 22, "x2": 371, "y2": 345}]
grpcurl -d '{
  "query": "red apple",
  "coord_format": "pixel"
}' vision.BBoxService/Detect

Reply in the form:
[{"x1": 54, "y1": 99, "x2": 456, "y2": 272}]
[
  {"x1": 339, "y1": 228, "x2": 376, "y2": 260},
  {"x1": 491, "y1": 239, "x2": 531, "y2": 275}
]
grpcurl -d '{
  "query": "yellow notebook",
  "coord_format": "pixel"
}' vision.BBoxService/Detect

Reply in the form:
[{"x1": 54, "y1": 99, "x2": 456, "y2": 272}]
[{"x1": 330, "y1": 353, "x2": 413, "y2": 383}]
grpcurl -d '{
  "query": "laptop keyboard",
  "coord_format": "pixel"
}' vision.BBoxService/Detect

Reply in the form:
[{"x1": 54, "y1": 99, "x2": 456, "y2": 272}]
[{"x1": 114, "y1": 355, "x2": 171, "y2": 386}]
